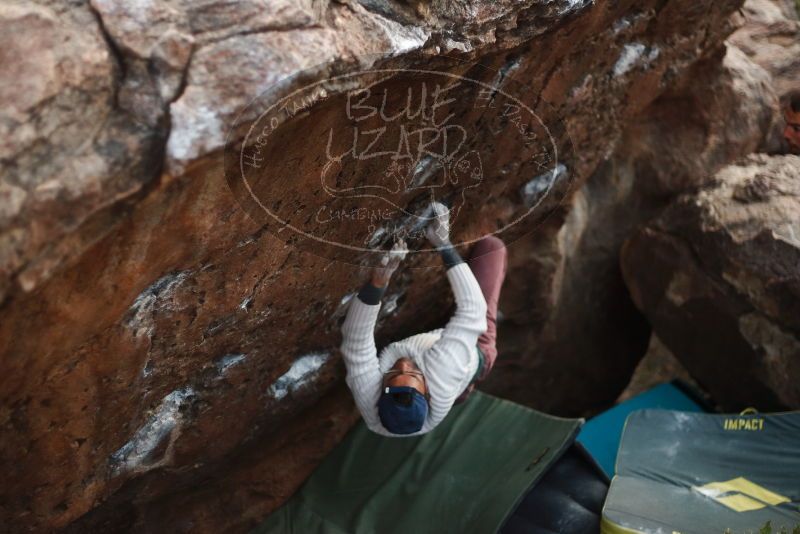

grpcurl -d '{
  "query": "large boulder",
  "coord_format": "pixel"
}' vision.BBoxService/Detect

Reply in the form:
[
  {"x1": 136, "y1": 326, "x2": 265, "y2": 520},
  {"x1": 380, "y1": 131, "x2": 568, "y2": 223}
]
[
  {"x1": 729, "y1": 0, "x2": 800, "y2": 97},
  {"x1": 484, "y1": 43, "x2": 778, "y2": 415},
  {"x1": 0, "y1": 0, "x2": 752, "y2": 531},
  {"x1": 728, "y1": 0, "x2": 800, "y2": 153},
  {"x1": 621, "y1": 154, "x2": 800, "y2": 410},
  {"x1": 0, "y1": 2, "x2": 165, "y2": 301}
]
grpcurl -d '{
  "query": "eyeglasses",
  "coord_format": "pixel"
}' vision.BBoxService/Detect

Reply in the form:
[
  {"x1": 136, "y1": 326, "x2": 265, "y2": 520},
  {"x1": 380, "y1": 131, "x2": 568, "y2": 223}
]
[{"x1": 383, "y1": 369, "x2": 426, "y2": 381}]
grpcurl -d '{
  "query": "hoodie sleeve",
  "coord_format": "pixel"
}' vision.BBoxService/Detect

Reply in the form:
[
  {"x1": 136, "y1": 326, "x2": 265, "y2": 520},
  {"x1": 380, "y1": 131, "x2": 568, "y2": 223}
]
[
  {"x1": 422, "y1": 263, "x2": 488, "y2": 425},
  {"x1": 340, "y1": 287, "x2": 393, "y2": 436}
]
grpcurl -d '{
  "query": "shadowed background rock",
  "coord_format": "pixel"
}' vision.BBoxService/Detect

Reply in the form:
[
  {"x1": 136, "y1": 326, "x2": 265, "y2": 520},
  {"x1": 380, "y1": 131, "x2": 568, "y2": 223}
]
[
  {"x1": 621, "y1": 154, "x2": 800, "y2": 410},
  {"x1": 0, "y1": 0, "x2": 797, "y2": 532}
]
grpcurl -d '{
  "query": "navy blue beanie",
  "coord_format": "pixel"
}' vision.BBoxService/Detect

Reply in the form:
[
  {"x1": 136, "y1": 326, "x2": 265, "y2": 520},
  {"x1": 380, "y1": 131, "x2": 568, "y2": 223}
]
[{"x1": 378, "y1": 386, "x2": 428, "y2": 435}]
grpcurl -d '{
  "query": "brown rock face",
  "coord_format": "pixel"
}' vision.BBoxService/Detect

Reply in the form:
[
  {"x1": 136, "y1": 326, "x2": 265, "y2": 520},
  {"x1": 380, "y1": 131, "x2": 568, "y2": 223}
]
[
  {"x1": 0, "y1": 0, "x2": 756, "y2": 531},
  {"x1": 621, "y1": 154, "x2": 800, "y2": 411}
]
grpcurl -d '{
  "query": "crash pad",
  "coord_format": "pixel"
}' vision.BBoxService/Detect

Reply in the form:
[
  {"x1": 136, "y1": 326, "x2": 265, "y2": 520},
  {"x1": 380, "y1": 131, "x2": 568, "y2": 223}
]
[
  {"x1": 253, "y1": 391, "x2": 582, "y2": 534},
  {"x1": 577, "y1": 381, "x2": 706, "y2": 478},
  {"x1": 602, "y1": 409, "x2": 800, "y2": 534},
  {"x1": 500, "y1": 443, "x2": 609, "y2": 534}
]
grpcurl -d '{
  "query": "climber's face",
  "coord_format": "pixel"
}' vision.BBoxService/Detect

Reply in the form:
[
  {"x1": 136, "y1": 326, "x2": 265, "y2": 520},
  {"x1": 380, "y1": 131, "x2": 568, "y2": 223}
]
[
  {"x1": 784, "y1": 105, "x2": 800, "y2": 153},
  {"x1": 383, "y1": 357, "x2": 427, "y2": 397}
]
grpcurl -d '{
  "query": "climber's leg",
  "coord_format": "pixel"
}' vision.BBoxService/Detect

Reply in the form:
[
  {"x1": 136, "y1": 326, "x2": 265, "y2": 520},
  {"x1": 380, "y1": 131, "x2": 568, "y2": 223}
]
[
  {"x1": 467, "y1": 235, "x2": 507, "y2": 382},
  {"x1": 454, "y1": 236, "x2": 507, "y2": 404}
]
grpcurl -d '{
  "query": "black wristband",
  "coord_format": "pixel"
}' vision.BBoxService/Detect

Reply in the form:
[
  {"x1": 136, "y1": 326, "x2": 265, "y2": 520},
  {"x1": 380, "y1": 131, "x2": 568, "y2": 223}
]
[
  {"x1": 357, "y1": 282, "x2": 386, "y2": 305},
  {"x1": 439, "y1": 245, "x2": 464, "y2": 269}
]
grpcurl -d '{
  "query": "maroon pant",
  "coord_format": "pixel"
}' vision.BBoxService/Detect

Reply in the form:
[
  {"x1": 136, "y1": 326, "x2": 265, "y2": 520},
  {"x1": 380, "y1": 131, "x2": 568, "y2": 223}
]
[{"x1": 456, "y1": 236, "x2": 507, "y2": 402}]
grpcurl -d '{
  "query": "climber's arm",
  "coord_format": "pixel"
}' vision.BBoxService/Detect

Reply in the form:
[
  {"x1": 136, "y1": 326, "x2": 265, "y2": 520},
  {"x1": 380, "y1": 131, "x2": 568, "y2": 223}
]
[
  {"x1": 425, "y1": 203, "x2": 488, "y2": 351},
  {"x1": 423, "y1": 249, "x2": 487, "y2": 414},
  {"x1": 340, "y1": 281, "x2": 385, "y2": 431},
  {"x1": 339, "y1": 240, "x2": 407, "y2": 435},
  {"x1": 421, "y1": 202, "x2": 488, "y2": 418}
]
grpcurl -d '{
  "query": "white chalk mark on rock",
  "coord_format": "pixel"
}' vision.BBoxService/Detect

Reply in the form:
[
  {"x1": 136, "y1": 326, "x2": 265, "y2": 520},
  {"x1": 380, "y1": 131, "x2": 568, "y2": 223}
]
[
  {"x1": 407, "y1": 155, "x2": 446, "y2": 190},
  {"x1": 612, "y1": 17, "x2": 632, "y2": 34},
  {"x1": 332, "y1": 293, "x2": 356, "y2": 322},
  {"x1": 109, "y1": 387, "x2": 195, "y2": 475},
  {"x1": 563, "y1": 0, "x2": 590, "y2": 11},
  {"x1": 370, "y1": 14, "x2": 429, "y2": 55},
  {"x1": 521, "y1": 163, "x2": 568, "y2": 208},
  {"x1": 141, "y1": 359, "x2": 154, "y2": 378},
  {"x1": 379, "y1": 291, "x2": 404, "y2": 319},
  {"x1": 215, "y1": 353, "x2": 247, "y2": 375},
  {"x1": 267, "y1": 352, "x2": 330, "y2": 401},
  {"x1": 368, "y1": 226, "x2": 389, "y2": 248},
  {"x1": 614, "y1": 43, "x2": 646, "y2": 76},
  {"x1": 125, "y1": 271, "x2": 191, "y2": 338},
  {"x1": 613, "y1": 43, "x2": 659, "y2": 77}
]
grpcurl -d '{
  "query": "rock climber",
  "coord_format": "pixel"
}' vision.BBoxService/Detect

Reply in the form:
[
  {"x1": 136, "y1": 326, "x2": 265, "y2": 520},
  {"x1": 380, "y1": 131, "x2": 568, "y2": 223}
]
[
  {"x1": 781, "y1": 90, "x2": 800, "y2": 154},
  {"x1": 340, "y1": 202, "x2": 508, "y2": 436}
]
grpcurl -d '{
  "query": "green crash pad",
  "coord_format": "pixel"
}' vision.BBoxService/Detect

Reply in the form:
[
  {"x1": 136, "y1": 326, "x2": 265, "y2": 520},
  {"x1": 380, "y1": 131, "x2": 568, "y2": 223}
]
[
  {"x1": 254, "y1": 392, "x2": 582, "y2": 534},
  {"x1": 602, "y1": 409, "x2": 800, "y2": 534}
]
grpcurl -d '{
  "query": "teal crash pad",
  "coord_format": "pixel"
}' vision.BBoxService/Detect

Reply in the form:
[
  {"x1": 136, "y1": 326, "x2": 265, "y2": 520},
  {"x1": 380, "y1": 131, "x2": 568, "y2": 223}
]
[{"x1": 577, "y1": 381, "x2": 705, "y2": 478}]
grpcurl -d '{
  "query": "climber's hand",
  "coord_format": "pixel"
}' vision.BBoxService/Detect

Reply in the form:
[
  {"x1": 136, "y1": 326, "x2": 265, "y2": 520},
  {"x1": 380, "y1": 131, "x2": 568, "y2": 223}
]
[
  {"x1": 425, "y1": 202, "x2": 451, "y2": 248},
  {"x1": 371, "y1": 239, "x2": 408, "y2": 287}
]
